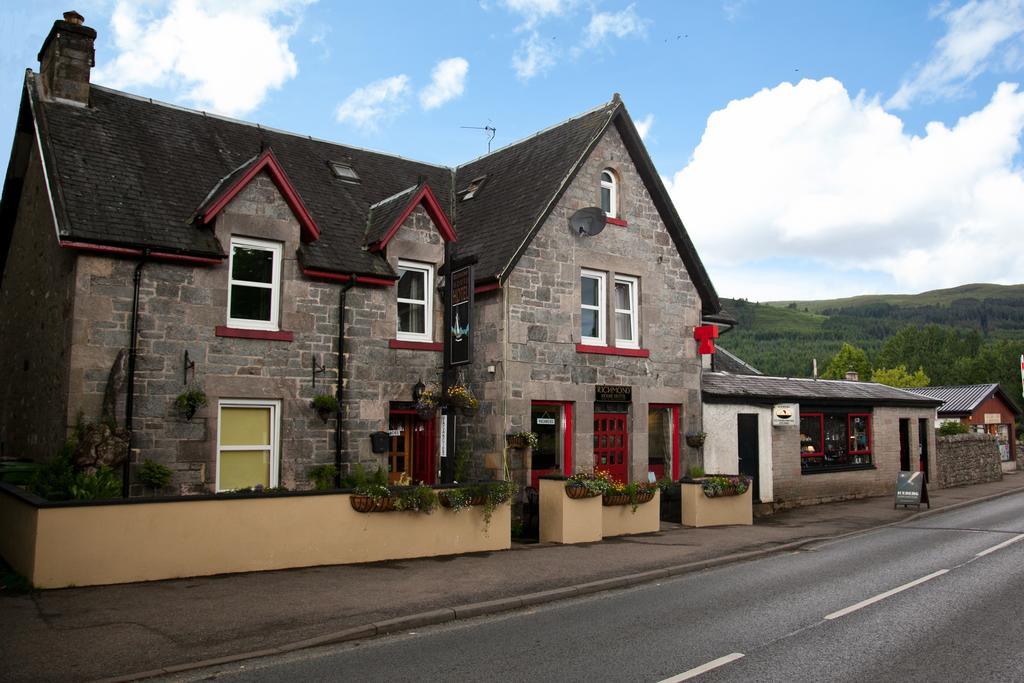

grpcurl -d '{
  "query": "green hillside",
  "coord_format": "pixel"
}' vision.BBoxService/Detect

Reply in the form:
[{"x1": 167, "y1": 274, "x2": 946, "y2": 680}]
[{"x1": 720, "y1": 284, "x2": 1024, "y2": 411}]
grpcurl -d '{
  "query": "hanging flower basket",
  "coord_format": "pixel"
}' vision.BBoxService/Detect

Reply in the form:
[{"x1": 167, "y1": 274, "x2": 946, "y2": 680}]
[
  {"x1": 565, "y1": 483, "x2": 600, "y2": 499},
  {"x1": 438, "y1": 491, "x2": 487, "y2": 508},
  {"x1": 350, "y1": 494, "x2": 396, "y2": 513},
  {"x1": 685, "y1": 431, "x2": 707, "y2": 449},
  {"x1": 417, "y1": 405, "x2": 436, "y2": 421},
  {"x1": 700, "y1": 475, "x2": 751, "y2": 498},
  {"x1": 506, "y1": 431, "x2": 538, "y2": 449}
]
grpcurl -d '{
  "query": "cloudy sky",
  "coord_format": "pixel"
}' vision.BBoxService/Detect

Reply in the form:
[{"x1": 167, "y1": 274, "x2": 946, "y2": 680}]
[{"x1": 1, "y1": 1, "x2": 1023, "y2": 301}]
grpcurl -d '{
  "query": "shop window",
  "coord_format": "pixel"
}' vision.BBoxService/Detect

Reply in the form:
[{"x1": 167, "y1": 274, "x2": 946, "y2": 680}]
[
  {"x1": 600, "y1": 169, "x2": 618, "y2": 218},
  {"x1": 800, "y1": 410, "x2": 872, "y2": 473},
  {"x1": 530, "y1": 401, "x2": 573, "y2": 489},
  {"x1": 614, "y1": 275, "x2": 639, "y2": 348},
  {"x1": 217, "y1": 400, "x2": 279, "y2": 491},
  {"x1": 397, "y1": 260, "x2": 433, "y2": 342},
  {"x1": 648, "y1": 404, "x2": 680, "y2": 480},
  {"x1": 227, "y1": 237, "x2": 282, "y2": 330},
  {"x1": 580, "y1": 269, "x2": 606, "y2": 345}
]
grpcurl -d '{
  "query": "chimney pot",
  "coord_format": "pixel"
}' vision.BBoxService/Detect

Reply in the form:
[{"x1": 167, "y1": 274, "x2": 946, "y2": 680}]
[
  {"x1": 63, "y1": 10, "x2": 84, "y2": 25},
  {"x1": 37, "y1": 11, "x2": 96, "y2": 105},
  {"x1": 845, "y1": 369, "x2": 859, "y2": 382}
]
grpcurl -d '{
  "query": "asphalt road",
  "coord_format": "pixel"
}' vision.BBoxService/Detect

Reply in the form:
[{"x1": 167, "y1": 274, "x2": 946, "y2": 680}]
[{"x1": 176, "y1": 492, "x2": 1024, "y2": 682}]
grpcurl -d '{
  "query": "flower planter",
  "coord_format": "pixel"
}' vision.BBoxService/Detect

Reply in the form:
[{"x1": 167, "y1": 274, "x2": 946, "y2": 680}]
[
  {"x1": 506, "y1": 436, "x2": 528, "y2": 448},
  {"x1": 350, "y1": 495, "x2": 396, "y2": 513},
  {"x1": 437, "y1": 492, "x2": 487, "y2": 508},
  {"x1": 602, "y1": 489, "x2": 660, "y2": 537},
  {"x1": 565, "y1": 484, "x2": 600, "y2": 499},
  {"x1": 601, "y1": 490, "x2": 655, "y2": 507},
  {"x1": 680, "y1": 481, "x2": 752, "y2": 527}
]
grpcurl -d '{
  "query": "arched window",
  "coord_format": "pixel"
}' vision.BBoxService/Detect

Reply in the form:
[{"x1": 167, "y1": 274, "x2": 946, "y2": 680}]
[{"x1": 600, "y1": 169, "x2": 618, "y2": 218}]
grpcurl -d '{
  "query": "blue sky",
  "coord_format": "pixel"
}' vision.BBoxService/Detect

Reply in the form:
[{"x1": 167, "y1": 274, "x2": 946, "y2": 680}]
[{"x1": 2, "y1": 1, "x2": 1023, "y2": 301}]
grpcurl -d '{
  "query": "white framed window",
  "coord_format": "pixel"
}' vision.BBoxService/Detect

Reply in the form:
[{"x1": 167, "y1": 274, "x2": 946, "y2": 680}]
[
  {"x1": 613, "y1": 275, "x2": 639, "y2": 348},
  {"x1": 580, "y1": 269, "x2": 606, "y2": 345},
  {"x1": 227, "y1": 237, "x2": 282, "y2": 331},
  {"x1": 600, "y1": 169, "x2": 618, "y2": 219},
  {"x1": 216, "y1": 399, "x2": 280, "y2": 492},
  {"x1": 397, "y1": 260, "x2": 433, "y2": 342}
]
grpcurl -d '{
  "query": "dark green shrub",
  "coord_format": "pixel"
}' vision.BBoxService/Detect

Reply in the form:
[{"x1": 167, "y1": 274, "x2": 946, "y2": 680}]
[
  {"x1": 937, "y1": 421, "x2": 970, "y2": 436},
  {"x1": 308, "y1": 464, "x2": 339, "y2": 490},
  {"x1": 138, "y1": 459, "x2": 172, "y2": 489}
]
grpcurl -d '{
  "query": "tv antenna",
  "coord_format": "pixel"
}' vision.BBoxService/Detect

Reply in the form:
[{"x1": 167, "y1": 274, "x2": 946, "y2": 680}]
[
  {"x1": 461, "y1": 124, "x2": 496, "y2": 153},
  {"x1": 569, "y1": 207, "x2": 607, "y2": 237}
]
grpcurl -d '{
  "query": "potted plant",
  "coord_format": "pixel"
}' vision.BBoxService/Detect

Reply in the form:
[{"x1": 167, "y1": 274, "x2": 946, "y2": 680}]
[
  {"x1": 506, "y1": 431, "x2": 538, "y2": 449},
  {"x1": 174, "y1": 387, "x2": 208, "y2": 421},
  {"x1": 602, "y1": 480, "x2": 658, "y2": 512},
  {"x1": 310, "y1": 393, "x2": 339, "y2": 423},
  {"x1": 350, "y1": 483, "x2": 395, "y2": 513},
  {"x1": 700, "y1": 474, "x2": 751, "y2": 498},
  {"x1": 394, "y1": 484, "x2": 439, "y2": 513},
  {"x1": 685, "y1": 431, "x2": 707, "y2": 449},
  {"x1": 447, "y1": 384, "x2": 479, "y2": 417},
  {"x1": 564, "y1": 471, "x2": 610, "y2": 499},
  {"x1": 414, "y1": 383, "x2": 442, "y2": 420}
]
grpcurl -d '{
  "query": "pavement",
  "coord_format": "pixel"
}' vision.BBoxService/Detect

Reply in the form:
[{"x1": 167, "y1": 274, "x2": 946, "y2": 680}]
[{"x1": 1, "y1": 473, "x2": 1022, "y2": 683}]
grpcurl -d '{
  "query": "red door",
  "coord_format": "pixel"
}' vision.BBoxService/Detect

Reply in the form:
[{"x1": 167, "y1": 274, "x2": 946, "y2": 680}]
[{"x1": 594, "y1": 413, "x2": 628, "y2": 482}]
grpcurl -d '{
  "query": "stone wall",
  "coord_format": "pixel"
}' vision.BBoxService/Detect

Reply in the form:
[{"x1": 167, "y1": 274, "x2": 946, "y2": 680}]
[
  {"x1": 935, "y1": 433, "x2": 1002, "y2": 488},
  {"x1": 0, "y1": 146, "x2": 76, "y2": 461}
]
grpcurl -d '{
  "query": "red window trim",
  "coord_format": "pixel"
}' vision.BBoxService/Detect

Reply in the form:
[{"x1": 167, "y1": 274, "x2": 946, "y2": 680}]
[
  {"x1": 531, "y1": 401, "x2": 574, "y2": 480},
  {"x1": 800, "y1": 412, "x2": 824, "y2": 457},
  {"x1": 575, "y1": 344, "x2": 650, "y2": 358},
  {"x1": 389, "y1": 339, "x2": 443, "y2": 352},
  {"x1": 606, "y1": 217, "x2": 628, "y2": 227},
  {"x1": 650, "y1": 403, "x2": 681, "y2": 480},
  {"x1": 215, "y1": 326, "x2": 294, "y2": 341},
  {"x1": 848, "y1": 413, "x2": 872, "y2": 455}
]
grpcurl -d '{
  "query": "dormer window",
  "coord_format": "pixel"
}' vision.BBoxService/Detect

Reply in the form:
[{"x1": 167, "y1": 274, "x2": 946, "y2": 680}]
[
  {"x1": 600, "y1": 169, "x2": 618, "y2": 218},
  {"x1": 329, "y1": 161, "x2": 360, "y2": 183}
]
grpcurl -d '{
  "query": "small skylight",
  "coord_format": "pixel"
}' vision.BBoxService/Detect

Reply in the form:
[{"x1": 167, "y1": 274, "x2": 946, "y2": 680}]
[
  {"x1": 459, "y1": 175, "x2": 487, "y2": 201},
  {"x1": 329, "y1": 161, "x2": 360, "y2": 183}
]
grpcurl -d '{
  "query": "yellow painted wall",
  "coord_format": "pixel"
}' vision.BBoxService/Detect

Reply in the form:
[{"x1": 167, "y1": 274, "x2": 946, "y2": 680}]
[
  {"x1": 681, "y1": 484, "x2": 752, "y2": 527},
  {"x1": 5, "y1": 493, "x2": 510, "y2": 588},
  {"x1": 538, "y1": 479, "x2": 602, "y2": 544},
  {"x1": 601, "y1": 490, "x2": 660, "y2": 537}
]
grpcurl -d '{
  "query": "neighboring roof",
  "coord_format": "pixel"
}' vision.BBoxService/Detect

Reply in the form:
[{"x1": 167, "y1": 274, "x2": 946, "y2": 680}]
[
  {"x1": 905, "y1": 384, "x2": 1022, "y2": 416},
  {"x1": 6, "y1": 73, "x2": 722, "y2": 314},
  {"x1": 364, "y1": 182, "x2": 456, "y2": 251},
  {"x1": 702, "y1": 372, "x2": 944, "y2": 408},
  {"x1": 364, "y1": 184, "x2": 420, "y2": 247},
  {"x1": 713, "y1": 346, "x2": 762, "y2": 375}
]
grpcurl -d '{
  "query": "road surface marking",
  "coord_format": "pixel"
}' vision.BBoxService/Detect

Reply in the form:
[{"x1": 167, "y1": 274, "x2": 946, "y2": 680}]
[
  {"x1": 659, "y1": 653, "x2": 745, "y2": 682},
  {"x1": 976, "y1": 533, "x2": 1024, "y2": 557},
  {"x1": 825, "y1": 569, "x2": 948, "y2": 620}
]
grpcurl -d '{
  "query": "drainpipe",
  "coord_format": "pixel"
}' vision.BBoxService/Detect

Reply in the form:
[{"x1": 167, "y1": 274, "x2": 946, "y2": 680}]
[
  {"x1": 123, "y1": 249, "x2": 149, "y2": 498},
  {"x1": 334, "y1": 280, "x2": 354, "y2": 487}
]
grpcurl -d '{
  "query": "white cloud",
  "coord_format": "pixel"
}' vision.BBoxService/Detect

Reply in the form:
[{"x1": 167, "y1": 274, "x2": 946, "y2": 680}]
[
  {"x1": 667, "y1": 77, "x2": 1024, "y2": 298},
  {"x1": 513, "y1": 32, "x2": 557, "y2": 80},
  {"x1": 420, "y1": 57, "x2": 469, "y2": 110},
  {"x1": 888, "y1": 0, "x2": 1024, "y2": 109},
  {"x1": 579, "y1": 4, "x2": 649, "y2": 50},
  {"x1": 335, "y1": 75, "x2": 410, "y2": 131},
  {"x1": 93, "y1": 0, "x2": 310, "y2": 117},
  {"x1": 634, "y1": 113, "x2": 654, "y2": 140},
  {"x1": 502, "y1": 0, "x2": 575, "y2": 28}
]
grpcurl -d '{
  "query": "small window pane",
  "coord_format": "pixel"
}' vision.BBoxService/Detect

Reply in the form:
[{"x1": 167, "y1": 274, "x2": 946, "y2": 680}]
[
  {"x1": 850, "y1": 416, "x2": 870, "y2": 452},
  {"x1": 232, "y1": 247, "x2": 273, "y2": 283},
  {"x1": 600, "y1": 187, "x2": 611, "y2": 213},
  {"x1": 398, "y1": 269, "x2": 425, "y2": 301},
  {"x1": 399, "y1": 301, "x2": 425, "y2": 334},
  {"x1": 616, "y1": 312, "x2": 632, "y2": 341},
  {"x1": 581, "y1": 309, "x2": 599, "y2": 339},
  {"x1": 220, "y1": 407, "x2": 272, "y2": 446},
  {"x1": 230, "y1": 285, "x2": 272, "y2": 322},
  {"x1": 220, "y1": 450, "x2": 271, "y2": 490},
  {"x1": 581, "y1": 276, "x2": 600, "y2": 306},
  {"x1": 615, "y1": 281, "x2": 631, "y2": 310}
]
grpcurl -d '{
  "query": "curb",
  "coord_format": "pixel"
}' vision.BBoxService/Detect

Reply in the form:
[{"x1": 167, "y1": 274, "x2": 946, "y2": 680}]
[{"x1": 97, "y1": 483, "x2": 1024, "y2": 682}]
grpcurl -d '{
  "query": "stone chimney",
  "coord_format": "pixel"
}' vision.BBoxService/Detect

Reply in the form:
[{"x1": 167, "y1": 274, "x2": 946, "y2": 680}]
[
  {"x1": 845, "y1": 369, "x2": 859, "y2": 382},
  {"x1": 37, "y1": 11, "x2": 96, "y2": 105}
]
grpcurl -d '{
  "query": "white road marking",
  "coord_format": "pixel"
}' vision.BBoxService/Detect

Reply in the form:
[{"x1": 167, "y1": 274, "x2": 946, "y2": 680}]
[
  {"x1": 975, "y1": 533, "x2": 1024, "y2": 557},
  {"x1": 659, "y1": 653, "x2": 745, "y2": 682},
  {"x1": 825, "y1": 569, "x2": 948, "y2": 620}
]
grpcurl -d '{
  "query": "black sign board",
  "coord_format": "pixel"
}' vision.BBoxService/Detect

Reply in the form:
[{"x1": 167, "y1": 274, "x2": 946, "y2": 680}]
[
  {"x1": 895, "y1": 471, "x2": 930, "y2": 509},
  {"x1": 448, "y1": 265, "x2": 473, "y2": 366},
  {"x1": 595, "y1": 385, "x2": 631, "y2": 403}
]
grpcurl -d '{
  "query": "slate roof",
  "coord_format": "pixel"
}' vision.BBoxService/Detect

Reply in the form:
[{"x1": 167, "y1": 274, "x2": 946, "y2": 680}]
[
  {"x1": 713, "y1": 346, "x2": 762, "y2": 375},
  {"x1": 7, "y1": 72, "x2": 722, "y2": 314},
  {"x1": 364, "y1": 184, "x2": 420, "y2": 247},
  {"x1": 702, "y1": 372, "x2": 944, "y2": 408},
  {"x1": 905, "y1": 384, "x2": 1022, "y2": 416}
]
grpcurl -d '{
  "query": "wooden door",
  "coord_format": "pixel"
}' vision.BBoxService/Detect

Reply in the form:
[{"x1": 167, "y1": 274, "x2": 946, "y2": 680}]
[
  {"x1": 388, "y1": 413, "x2": 413, "y2": 483},
  {"x1": 737, "y1": 413, "x2": 760, "y2": 501},
  {"x1": 594, "y1": 413, "x2": 628, "y2": 482}
]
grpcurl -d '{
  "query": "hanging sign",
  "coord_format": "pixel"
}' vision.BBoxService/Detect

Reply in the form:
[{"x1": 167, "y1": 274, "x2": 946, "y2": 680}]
[
  {"x1": 439, "y1": 413, "x2": 448, "y2": 459},
  {"x1": 895, "y1": 471, "x2": 929, "y2": 509},
  {"x1": 448, "y1": 265, "x2": 473, "y2": 366},
  {"x1": 536, "y1": 417, "x2": 556, "y2": 426},
  {"x1": 596, "y1": 385, "x2": 631, "y2": 402}
]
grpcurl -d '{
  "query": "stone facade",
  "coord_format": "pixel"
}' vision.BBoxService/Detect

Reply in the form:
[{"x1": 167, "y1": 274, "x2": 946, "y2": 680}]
[{"x1": 935, "y1": 433, "x2": 1002, "y2": 488}]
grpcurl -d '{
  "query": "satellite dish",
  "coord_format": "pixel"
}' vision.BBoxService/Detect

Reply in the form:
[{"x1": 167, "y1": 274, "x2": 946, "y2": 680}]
[{"x1": 569, "y1": 207, "x2": 607, "y2": 237}]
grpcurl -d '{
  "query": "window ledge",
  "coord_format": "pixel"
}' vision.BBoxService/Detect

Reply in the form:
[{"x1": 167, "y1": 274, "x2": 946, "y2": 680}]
[
  {"x1": 800, "y1": 463, "x2": 876, "y2": 476},
  {"x1": 575, "y1": 343, "x2": 650, "y2": 358},
  {"x1": 390, "y1": 339, "x2": 443, "y2": 352},
  {"x1": 606, "y1": 217, "x2": 628, "y2": 227},
  {"x1": 215, "y1": 326, "x2": 294, "y2": 342}
]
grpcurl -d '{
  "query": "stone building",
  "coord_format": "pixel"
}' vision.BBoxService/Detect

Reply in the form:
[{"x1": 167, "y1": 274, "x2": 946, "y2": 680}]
[
  {"x1": 0, "y1": 13, "x2": 726, "y2": 495},
  {"x1": 702, "y1": 373, "x2": 942, "y2": 509}
]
